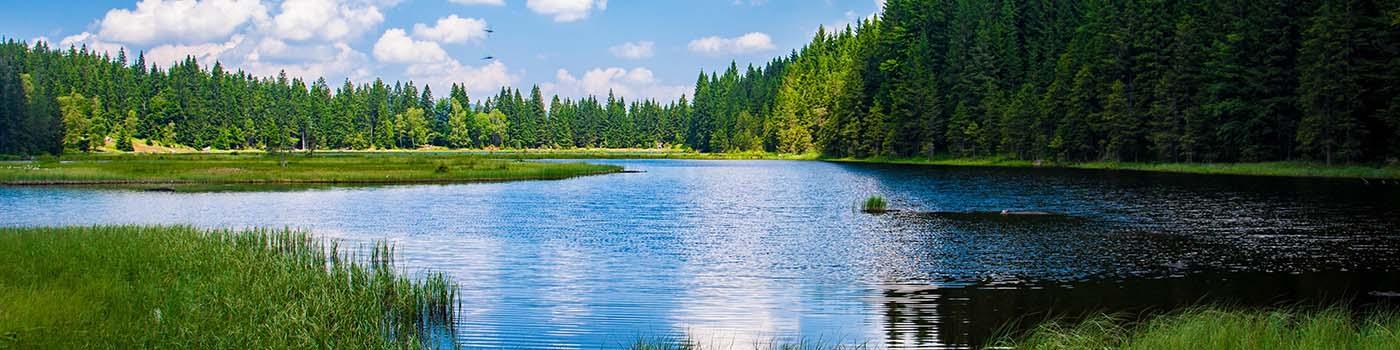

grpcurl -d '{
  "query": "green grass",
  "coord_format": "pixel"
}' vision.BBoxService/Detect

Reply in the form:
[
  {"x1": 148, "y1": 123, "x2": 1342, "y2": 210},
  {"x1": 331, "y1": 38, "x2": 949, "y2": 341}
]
[
  {"x1": 0, "y1": 225, "x2": 458, "y2": 349},
  {"x1": 456, "y1": 148, "x2": 820, "y2": 161},
  {"x1": 991, "y1": 307, "x2": 1400, "y2": 350},
  {"x1": 825, "y1": 156, "x2": 1400, "y2": 179},
  {"x1": 0, "y1": 152, "x2": 622, "y2": 186},
  {"x1": 861, "y1": 195, "x2": 888, "y2": 213}
]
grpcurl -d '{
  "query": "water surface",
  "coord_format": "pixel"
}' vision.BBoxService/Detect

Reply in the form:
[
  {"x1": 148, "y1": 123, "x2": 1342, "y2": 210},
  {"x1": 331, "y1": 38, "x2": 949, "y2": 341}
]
[{"x1": 3, "y1": 160, "x2": 1399, "y2": 348}]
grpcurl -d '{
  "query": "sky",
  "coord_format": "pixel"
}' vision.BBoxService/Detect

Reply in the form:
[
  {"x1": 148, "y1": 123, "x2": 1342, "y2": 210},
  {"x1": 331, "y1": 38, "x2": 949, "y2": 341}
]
[{"x1": 0, "y1": 0, "x2": 884, "y2": 102}]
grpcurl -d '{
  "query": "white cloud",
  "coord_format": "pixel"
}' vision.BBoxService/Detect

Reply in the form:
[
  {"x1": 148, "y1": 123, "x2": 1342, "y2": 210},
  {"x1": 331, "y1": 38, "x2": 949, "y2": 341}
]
[
  {"x1": 526, "y1": 0, "x2": 607, "y2": 22},
  {"x1": 273, "y1": 0, "x2": 385, "y2": 42},
  {"x1": 58, "y1": 32, "x2": 128, "y2": 56},
  {"x1": 406, "y1": 60, "x2": 518, "y2": 96},
  {"x1": 413, "y1": 15, "x2": 489, "y2": 44},
  {"x1": 146, "y1": 35, "x2": 245, "y2": 66},
  {"x1": 373, "y1": 28, "x2": 450, "y2": 64},
  {"x1": 687, "y1": 32, "x2": 775, "y2": 56},
  {"x1": 243, "y1": 42, "x2": 372, "y2": 84},
  {"x1": 449, "y1": 0, "x2": 504, "y2": 5},
  {"x1": 97, "y1": 0, "x2": 269, "y2": 45},
  {"x1": 608, "y1": 41, "x2": 654, "y2": 60},
  {"x1": 543, "y1": 67, "x2": 690, "y2": 102}
]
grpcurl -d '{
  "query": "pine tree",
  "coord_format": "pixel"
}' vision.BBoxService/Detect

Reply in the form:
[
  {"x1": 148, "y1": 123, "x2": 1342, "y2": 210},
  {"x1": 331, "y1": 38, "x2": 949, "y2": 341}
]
[{"x1": 1297, "y1": 1, "x2": 1366, "y2": 164}]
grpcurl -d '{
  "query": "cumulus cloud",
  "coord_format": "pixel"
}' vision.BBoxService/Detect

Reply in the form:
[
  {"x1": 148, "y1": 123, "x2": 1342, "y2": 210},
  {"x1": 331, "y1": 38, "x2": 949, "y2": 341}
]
[
  {"x1": 96, "y1": 0, "x2": 269, "y2": 45},
  {"x1": 273, "y1": 0, "x2": 385, "y2": 42},
  {"x1": 406, "y1": 60, "x2": 518, "y2": 96},
  {"x1": 58, "y1": 32, "x2": 128, "y2": 56},
  {"x1": 146, "y1": 35, "x2": 245, "y2": 66},
  {"x1": 687, "y1": 32, "x2": 775, "y2": 56},
  {"x1": 413, "y1": 15, "x2": 489, "y2": 44},
  {"x1": 609, "y1": 41, "x2": 654, "y2": 60},
  {"x1": 243, "y1": 42, "x2": 372, "y2": 84},
  {"x1": 543, "y1": 67, "x2": 690, "y2": 102},
  {"x1": 526, "y1": 0, "x2": 607, "y2": 22},
  {"x1": 37, "y1": 0, "x2": 402, "y2": 90},
  {"x1": 449, "y1": 0, "x2": 504, "y2": 5},
  {"x1": 373, "y1": 28, "x2": 450, "y2": 64}
]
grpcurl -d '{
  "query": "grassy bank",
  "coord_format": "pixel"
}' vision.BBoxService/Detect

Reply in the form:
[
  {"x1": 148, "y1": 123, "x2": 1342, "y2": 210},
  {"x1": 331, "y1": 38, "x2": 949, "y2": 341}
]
[
  {"x1": 826, "y1": 156, "x2": 1400, "y2": 179},
  {"x1": 0, "y1": 225, "x2": 457, "y2": 349},
  {"x1": 993, "y1": 307, "x2": 1400, "y2": 350},
  {"x1": 0, "y1": 152, "x2": 622, "y2": 186},
  {"x1": 437, "y1": 148, "x2": 819, "y2": 161}
]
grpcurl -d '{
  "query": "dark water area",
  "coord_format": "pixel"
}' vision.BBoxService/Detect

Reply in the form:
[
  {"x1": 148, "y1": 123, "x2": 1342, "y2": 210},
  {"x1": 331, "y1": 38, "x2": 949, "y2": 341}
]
[{"x1": 2, "y1": 160, "x2": 1399, "y2": 349}]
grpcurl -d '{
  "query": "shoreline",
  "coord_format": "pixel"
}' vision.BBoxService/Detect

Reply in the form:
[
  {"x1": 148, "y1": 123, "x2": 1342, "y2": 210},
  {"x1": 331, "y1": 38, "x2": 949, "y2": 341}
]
[
  {"x1": 5, "y1": 150, "x2": 1397, "y2": 181},
  {"x1": 822, "y1": 157, "x2": 1400, "y2": 180}
]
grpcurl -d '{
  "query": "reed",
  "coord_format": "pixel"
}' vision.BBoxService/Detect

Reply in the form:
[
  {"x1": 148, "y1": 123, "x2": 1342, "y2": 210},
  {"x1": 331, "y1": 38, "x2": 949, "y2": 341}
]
[
  {"x1": 861, "y1": 195, "x2": 888, "y2": 213},
  {"x1": 0, "y1": 225, "x2": 459, "y2": 349}
]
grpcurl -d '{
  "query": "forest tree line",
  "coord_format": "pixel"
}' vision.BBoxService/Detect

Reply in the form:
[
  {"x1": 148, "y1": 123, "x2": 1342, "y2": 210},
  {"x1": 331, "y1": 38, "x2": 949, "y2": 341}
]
[
  {"x1": 690, "y1": 0, "x2": 1400, "y2": 163},
  {"x1": 0, "y1": 41, "x2": 692, "y2": 154},
  {"x1": 3, "y1": 0, "x2": 1400, "y2": 164}
]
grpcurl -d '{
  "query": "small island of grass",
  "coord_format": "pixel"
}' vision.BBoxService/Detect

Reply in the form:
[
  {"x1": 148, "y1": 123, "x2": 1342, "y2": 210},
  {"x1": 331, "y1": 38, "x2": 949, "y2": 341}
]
[{"x1": 861, "y1": 195, "x2": 888, "y2": 213}]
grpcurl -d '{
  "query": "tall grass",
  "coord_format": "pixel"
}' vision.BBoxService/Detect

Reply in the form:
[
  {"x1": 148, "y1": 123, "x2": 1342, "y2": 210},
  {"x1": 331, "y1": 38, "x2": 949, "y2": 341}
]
[
  {"x1": 0, "y1": 225, "x2": 458, "y2": 349},
  {"x1": 991, "y1": 307, "x2": 1400, "y2": 350},
  {"x1": 0, "y1": 152, "x2": 620, "y2": 185},
  {"x1": 861, "y1": 195, "x2": 888, "y2": 213}
]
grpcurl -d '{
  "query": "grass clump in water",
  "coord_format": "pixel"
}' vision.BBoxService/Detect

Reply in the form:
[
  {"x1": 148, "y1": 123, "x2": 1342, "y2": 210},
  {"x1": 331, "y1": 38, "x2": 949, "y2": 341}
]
[
  {"x1": 992, "y1": 307, "x2": 1400, "y2": 350},
  {"x1": 0, "y1": 225, "x2": 458, "y2": 349},
  {"x1": 861, "y1": 195, "x2": 888, "y2": 213}
]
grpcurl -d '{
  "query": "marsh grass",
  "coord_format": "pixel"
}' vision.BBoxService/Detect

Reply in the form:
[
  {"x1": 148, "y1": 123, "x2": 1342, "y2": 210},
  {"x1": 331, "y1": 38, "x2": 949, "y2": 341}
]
[
  {"x1": 991, "y1": 307, "x2": 1400, "y2": 350},
  {"x1": 0, "y1": 152, "x2": 620, "y2": 186},
  {"x1": 0, "y1": 225, "x2": 459, "y2": 349},
  {"x1": 861, "y1": 195, "x2": 888, "y2": 213}
]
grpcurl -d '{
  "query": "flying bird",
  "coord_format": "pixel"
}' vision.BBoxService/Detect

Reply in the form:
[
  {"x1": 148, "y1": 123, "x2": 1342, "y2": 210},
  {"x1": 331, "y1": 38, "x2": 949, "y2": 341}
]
[{"x1": 481, "y1": 56, "x2": 495, "y2": 60}]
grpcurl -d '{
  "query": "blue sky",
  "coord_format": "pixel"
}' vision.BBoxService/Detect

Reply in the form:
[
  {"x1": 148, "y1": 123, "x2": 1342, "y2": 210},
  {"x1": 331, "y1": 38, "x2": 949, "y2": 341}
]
[{"x1": 0, "y1": 0, "x2": 883, "y2": 102}]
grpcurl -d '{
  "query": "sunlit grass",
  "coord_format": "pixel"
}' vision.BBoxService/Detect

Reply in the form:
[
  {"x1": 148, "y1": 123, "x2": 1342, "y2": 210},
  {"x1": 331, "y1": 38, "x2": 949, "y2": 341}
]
[
  {"x1": 0, "y1": 225, "x2": 458, "y2": 349},
  {"x1": 0, "y1": 152, "x2": 621, "y2": 185},
  {"x1": 991, "y1": 307, "x2": 1400, "y2": 350}
]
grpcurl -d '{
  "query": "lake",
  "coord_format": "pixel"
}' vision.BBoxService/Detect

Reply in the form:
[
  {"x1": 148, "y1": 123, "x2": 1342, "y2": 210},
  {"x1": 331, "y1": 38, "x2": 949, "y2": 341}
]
[{"x1": 3, "y1": 159, "x2": 1399, "y2": 349}]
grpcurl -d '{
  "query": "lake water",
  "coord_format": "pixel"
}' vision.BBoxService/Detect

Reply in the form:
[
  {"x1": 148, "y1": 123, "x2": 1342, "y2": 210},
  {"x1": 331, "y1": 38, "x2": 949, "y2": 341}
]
[{"x1": 3, "y1": 159, "x2": 1400, "y2": 349}]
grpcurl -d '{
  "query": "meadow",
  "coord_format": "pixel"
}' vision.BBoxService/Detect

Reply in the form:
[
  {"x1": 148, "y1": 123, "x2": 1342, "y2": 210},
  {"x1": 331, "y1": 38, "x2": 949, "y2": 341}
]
[{"x1": 0, "y1": 152, "x2": 621, "y2": 186}]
